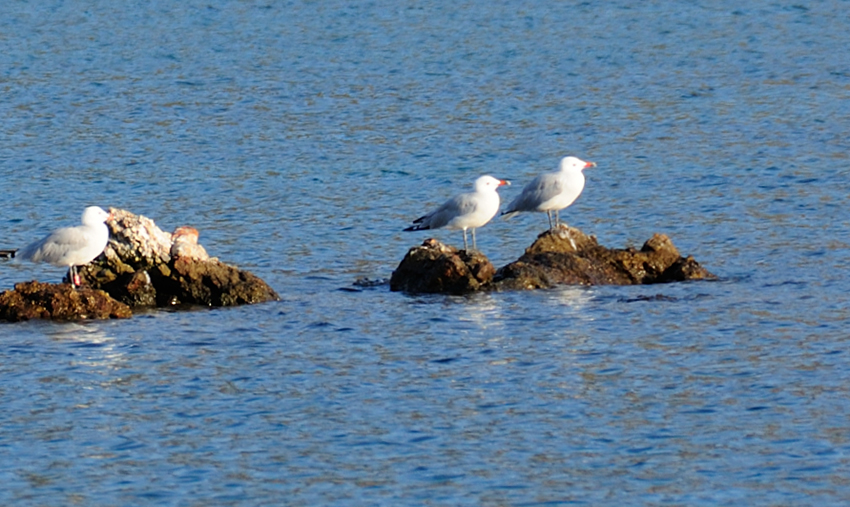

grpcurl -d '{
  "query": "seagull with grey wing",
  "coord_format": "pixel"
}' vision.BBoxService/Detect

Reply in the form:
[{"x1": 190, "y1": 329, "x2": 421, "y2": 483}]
[
  {"x1": 18, "y1": 206, "x2": 112, "y2": 288},
  {"x1": 404, "y1": 175, "x2": 510, "y2": 251},
  {"x1": 502, "y1": 156, "x2": 596, "y2": 230}
]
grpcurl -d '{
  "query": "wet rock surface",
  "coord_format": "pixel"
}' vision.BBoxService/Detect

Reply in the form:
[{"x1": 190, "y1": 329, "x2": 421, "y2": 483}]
[
  {"x1": 79, "y1": 208, "x2": 280, "y2": 308},
  {"x1": 390, "y1": 238, "x2": 496, "y2": 295},
  {"x1": 391, "y1": 226, "x2": 715, "y2": 294},
  {"x1": 0, "y1": 281, "x2": 132, "y2": 322},
  {"x1": 493, "y1": 226, "x2": 715, "y2": 290}
]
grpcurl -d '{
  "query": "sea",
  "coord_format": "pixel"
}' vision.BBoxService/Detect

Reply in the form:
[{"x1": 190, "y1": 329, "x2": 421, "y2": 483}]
[{"x1": 1, "y1": 0, "x2": 849, "y2": 505}]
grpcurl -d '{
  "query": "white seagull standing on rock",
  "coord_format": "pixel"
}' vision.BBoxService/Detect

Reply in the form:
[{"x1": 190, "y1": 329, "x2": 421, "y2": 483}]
[
  {"x1": 502, "y1": 156, "x2": 596, "y2": 230},
  {"x1": 19, "y1": 206, "x2": 112, "y2": 288},
  {"x1": 404, "y1": 175, "x2": 510, "y2": 251}
]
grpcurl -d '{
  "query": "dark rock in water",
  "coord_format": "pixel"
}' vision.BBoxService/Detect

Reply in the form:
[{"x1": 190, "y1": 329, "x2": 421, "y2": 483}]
[
  {"x1": 653, "y1": 255, "x2": 715, "y2": 283},
  {"x1": 494, "y1": 226, "x2": 715, "y2": 290},
  {"x1": 620, "y1": 294, "x2": 680, "y2": 303},
  {"x1": 392, "y1": 227, "x2": 715, "y2": 294},
  {"x1": 78, "y1": 208, "x2": 279, "y2": 308},
  {"x1": 0, "y1": 281, "x2": 132, "y2": 322},
  {"x1": 157, "y1": 257, "x2": 280, "y2": 306},
  {"x1": 99, "y1": 270, "x2": 158, "y2": 308},
  {"x1": 390, "y1": 238, "x2": 495, "y2": 294},
  {"x1": 353, "y1": 278, "x2": 389, "y2": 288}
]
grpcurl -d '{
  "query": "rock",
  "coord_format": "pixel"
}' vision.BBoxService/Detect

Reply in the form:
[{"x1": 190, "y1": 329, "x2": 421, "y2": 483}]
[
  {"x1": 493, "y1": 226, "x2": 715, "y2": 290},
  {"x1": 99, "y1": 270, "x2": 158, "y2": 308},
  {"x1": 78, "y1": 208, "x2": 279, "y2": 308},
  {"x1": 654, "y1": 255, "x2": 716, "y2": 283},
  {"x1": 104, "y1": 208, "x2": 174, "y2": 269},
  {"x1": 156, "y1": 257, "x2": 281, "y2": 306},
  {"x1": 391, "y1": 227, "x2": 716, "y2": 294},
  {"x1": 170, "y1": 226, "x2": 210, "y2": 261},
  {"x1": 352, "y1": 278, "x2": 389, "y2": 288},
  {"x1": 390, "y1": 238, "x2": 496, "y2": 294},
  {"x1": 0, "y1": 281, "x2": 132, "y2": 322}
]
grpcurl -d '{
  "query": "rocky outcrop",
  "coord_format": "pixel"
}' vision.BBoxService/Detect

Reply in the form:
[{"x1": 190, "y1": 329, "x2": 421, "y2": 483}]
[
  {"x1": 0, "y1": 281, "x2": 132, "y2": 322},
  {"x1": 78, "y1": 208, "x2": 279, "y2": 308},
  {"x1": 493, "y1": 227, "x2": 714, "y2": 290},
  {"x1": 390, "y1": 226, "x2": 715, "y2": 294},
  {"x1": 390, "y1": 238, "x2": 496, "y2": 294}
]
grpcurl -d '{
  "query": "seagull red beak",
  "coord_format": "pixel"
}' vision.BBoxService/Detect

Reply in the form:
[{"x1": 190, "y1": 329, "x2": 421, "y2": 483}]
[
  {"x1": 499, "y1": 179, "x2": 511, "y2": 186},
  {"x1": 585, "y1": 161, "x2": 597, "y2": 169}
]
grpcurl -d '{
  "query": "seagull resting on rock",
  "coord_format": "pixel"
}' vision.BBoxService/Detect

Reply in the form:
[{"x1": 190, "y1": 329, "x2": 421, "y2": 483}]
[
  {"x1": 404, "y1": 175, "x2": 510, "y2": 251},
  {"x1": 502, "y1": 156, "x2": 596, "y2": 230},
  {"x1": 19, "y1": 206, "x2": 112, "y2": 288}
]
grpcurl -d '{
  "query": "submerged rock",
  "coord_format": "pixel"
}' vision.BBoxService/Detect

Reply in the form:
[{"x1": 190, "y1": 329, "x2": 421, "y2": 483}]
[
  {"x1": 391, "y1": 226, "x2": 715, "y2": 294},
  {"x1": 0, "y1": 281, "x2": 132, "y2": 322},
  {"x1": 78, "y1": 208, "x2": 279, "y2": 308},
  {"x1": 390, "y1": 238, "x2": 496, "y2": 294}
]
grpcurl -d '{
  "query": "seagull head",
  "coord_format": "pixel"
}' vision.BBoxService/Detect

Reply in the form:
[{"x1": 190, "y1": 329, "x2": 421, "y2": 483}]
[
  {"x1": 475, "y1": 175, "x2": 511, "y2": 192},
  {"x1": 82, "y1": 206, "x2": 111, "y2": 226},
  {"x1": 560, "y1": 156, "x2": 596, "y2": 172}
]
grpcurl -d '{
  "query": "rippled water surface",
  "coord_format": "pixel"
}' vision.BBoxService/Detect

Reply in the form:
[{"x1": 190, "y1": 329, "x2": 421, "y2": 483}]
[{"x1": 2, "y1": 0, "x2": 850, "y2": 505}]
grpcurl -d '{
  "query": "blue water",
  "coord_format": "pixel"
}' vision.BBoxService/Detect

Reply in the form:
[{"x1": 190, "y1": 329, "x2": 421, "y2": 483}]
[{"x1": 2, "y1": 0, "x2": 850, "y2": 504}]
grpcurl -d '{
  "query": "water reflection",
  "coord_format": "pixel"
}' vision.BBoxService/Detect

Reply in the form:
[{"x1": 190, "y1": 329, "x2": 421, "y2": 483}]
[
  {"x1": 453, "y1": 292, "x2": 502, "y2": 330},
  {"x1": 43, "y1": 322, "x2": 111, "y2": 342},
  {"x1": 544, "y1": 285, "x2": 595, "y2": 313},
  {"x1": 44, "y1": 323, "x2": 128, "y2": 378}
]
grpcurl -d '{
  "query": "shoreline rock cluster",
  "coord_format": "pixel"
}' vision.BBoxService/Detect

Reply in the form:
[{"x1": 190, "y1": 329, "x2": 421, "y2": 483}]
[
  {"x1": 0, "y1": 208, "x2": 279, "y2": 322},
  {"x1": 390, "y1": 226, "x2": 715, "y2": 294},
  {"x1": 79, "y1": 209, "x2": 279, "y2": 308}
]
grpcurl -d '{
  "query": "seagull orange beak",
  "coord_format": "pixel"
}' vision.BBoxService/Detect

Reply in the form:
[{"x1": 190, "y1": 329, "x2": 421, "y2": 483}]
[
  {"x1": 499, "y1": 179, "x2": 511, "y2": 186},
  {"x1": 585, "y1": 161, "x2": 597, "y2": 169}
]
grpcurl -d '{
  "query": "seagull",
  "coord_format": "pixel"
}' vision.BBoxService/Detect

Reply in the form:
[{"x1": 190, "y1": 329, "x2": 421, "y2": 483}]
[
  {"x1": 404, "y1": 175, "x2": 509, "y2": 251},
  {"x1": 502, "y1": 156, "x2": 596, "y2": 230},
  {"x1": 19, "y1": 206, "x2": 112, "y2": 288}
]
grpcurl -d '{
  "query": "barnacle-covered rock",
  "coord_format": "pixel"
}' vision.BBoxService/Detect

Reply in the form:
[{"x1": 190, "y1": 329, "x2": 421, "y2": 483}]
[
  {"x1": 0, "y1": 281, "x2": 132, "y2": 322},
  {"x1": 79, "y1": 209, "x2": 278, "y2": 307}
]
